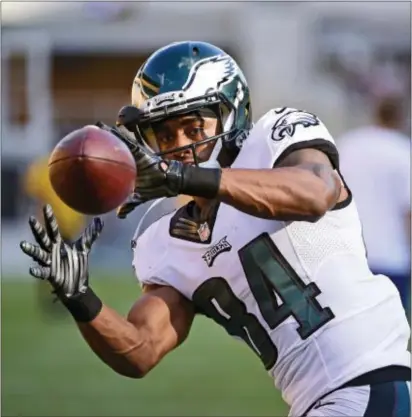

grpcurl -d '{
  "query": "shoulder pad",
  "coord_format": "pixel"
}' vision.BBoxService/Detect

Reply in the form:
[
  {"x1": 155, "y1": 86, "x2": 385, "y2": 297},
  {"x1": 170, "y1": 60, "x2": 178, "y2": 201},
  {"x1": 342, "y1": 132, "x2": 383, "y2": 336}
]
[{"x1": 132, "y1": 198, "x2": 177, "y2": 243}]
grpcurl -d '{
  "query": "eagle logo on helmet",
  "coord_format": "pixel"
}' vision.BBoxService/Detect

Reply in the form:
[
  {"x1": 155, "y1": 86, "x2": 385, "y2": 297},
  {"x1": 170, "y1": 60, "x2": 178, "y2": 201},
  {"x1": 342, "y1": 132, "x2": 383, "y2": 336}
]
[
  {"x1": 271, "y1": 111, "x2": 320, "y2": 141},
  {"x1": 182, "y1": 55, "x2": 238, "y2": 97}
]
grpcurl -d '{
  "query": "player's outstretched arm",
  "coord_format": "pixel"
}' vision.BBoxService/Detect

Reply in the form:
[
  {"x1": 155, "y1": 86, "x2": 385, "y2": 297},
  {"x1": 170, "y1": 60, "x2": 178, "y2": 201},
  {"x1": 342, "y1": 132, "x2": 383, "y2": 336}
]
[
  {"x1": 115, "y1": 126, "x2": 343, "y2": 221},
  {"x1": 77, "y1": 284, "x2": 195, "y2": 378},
  {"x1": 109, "y1": 120, "x2": 343, "y2": 221},
  {"x1": 20, "y1": 205, "x2": 194, "y2": 378},
  {"x1": 218, "y1": 148, "x2": 343, "y2": 221}
]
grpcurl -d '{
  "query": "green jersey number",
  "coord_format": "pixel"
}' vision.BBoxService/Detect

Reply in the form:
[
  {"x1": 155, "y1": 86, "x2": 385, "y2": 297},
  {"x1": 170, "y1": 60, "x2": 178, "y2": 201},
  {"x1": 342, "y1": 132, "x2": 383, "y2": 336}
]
[{"x1": 192, "y1": 233, "x2": 335, "y2": 369}]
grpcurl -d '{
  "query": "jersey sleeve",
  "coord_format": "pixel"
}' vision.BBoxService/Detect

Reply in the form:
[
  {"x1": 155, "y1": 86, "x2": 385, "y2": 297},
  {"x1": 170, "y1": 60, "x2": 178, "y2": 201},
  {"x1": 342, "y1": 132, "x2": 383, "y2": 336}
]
[
  {"x1": 257, "y1": 107, "x2": 340, "y2": 169},
  {"x1": 132, "y1": 234, "x2": 172, "y2": 288}
]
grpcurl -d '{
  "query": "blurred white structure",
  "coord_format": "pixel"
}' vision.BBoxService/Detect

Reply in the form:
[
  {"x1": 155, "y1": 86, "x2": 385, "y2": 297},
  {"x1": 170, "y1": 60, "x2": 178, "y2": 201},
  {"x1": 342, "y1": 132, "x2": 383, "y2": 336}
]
[{"x1": 2, "y1": 1, "x2": 410, "y2": 275}]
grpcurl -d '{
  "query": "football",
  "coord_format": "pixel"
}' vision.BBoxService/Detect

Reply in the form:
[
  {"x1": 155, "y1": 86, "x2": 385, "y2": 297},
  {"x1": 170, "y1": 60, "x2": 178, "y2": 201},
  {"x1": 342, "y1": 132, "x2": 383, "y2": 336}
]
[{"x1": 48, "y1": 125, "x2": 136, "y2": 215}]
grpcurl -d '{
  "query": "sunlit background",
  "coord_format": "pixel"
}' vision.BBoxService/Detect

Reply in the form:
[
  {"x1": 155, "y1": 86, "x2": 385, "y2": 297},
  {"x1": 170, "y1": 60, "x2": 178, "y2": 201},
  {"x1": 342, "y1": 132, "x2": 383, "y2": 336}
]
[{"x1": 2, "y1": 2, "x2": 411, "y2": 416}]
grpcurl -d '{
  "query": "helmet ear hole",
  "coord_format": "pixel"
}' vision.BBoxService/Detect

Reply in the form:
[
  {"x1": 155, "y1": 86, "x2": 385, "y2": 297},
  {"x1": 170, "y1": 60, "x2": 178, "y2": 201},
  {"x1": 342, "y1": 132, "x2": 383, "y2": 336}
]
[{"x1": 192, "y1": 46, "x2": 200, "y2": 56}]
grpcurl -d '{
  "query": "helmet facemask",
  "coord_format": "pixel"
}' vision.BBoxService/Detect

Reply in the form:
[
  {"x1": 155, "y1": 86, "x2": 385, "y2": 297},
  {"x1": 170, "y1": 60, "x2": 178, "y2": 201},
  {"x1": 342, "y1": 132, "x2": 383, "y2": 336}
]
[
  {"x1": 135, "y1": 92, "x2": 241, "y2": 168},
  {"x1": 126, "y1": 51, "x2": 252, "y2": 168}
]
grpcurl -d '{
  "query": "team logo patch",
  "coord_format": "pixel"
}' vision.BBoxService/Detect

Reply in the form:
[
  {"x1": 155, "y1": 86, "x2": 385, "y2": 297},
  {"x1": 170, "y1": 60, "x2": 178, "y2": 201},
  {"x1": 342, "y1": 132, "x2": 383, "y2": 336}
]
[
  {"x1": 197, "y1": 222, "x2": 211, "y2": 242},
  {"x1": 271, "y1": 111, "x2": 319, "y2": 141},
  {"x1": 202, "y1": 236, "x2": 232, "y2": 267}
]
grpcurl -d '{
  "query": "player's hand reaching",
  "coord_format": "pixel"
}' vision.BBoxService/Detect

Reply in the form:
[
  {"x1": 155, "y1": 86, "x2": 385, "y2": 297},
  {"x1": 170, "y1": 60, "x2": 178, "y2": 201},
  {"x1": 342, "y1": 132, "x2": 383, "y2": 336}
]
[
  {"x1": 20, "y1": 204, "x2": 103, "y2": 299},
  {"x1": 96, "y1": 121, "x2": 191, "y2": 204},
  {"x1": 132, "y1": 145, "x2": 189, "y2": 201},
  {"x1": 96, "y1": 106, "x2": 221, "y2": 211},
  {"x1": 95, "y1": 121, "x2": 183, "y2": 216},
  {"x1": 111, "y1": 126, "x2": 221, "y2": 205},
  {"x1": 95, "y1": 121, "x2": 140, "y2": 158},
  {"x1": 97, "y1": 121, "x2": 185, "y2": 201}
]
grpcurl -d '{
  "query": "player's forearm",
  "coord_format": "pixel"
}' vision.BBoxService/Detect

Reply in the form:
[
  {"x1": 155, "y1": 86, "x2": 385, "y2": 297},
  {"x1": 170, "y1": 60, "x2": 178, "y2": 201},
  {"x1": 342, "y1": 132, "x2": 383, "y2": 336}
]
[
  {"x1": 76, "y1": 305, "x2": 155, "y2": 378},
  {"x1": 218, "y1": 165, "x2": 341, "y2": 221}
]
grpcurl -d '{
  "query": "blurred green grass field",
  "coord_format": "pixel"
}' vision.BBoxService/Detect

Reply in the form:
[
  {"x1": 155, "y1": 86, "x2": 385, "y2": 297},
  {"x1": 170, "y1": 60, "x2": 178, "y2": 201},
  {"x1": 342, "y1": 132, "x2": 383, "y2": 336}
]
[{"x1": 2, "y1": 276, "x2": 288, "y2": 417}]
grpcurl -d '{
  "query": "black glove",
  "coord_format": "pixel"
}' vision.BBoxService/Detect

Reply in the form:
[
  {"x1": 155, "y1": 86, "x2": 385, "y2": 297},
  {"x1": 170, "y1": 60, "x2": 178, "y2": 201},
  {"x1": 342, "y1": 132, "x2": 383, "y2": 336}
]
[
  {"x1": 95, "y1": 120, "x2": 139, "y2": 158},
  {"x1": 95, "y1": 120, "x2": 142, "y2": 219},
  {"x1": 96, "y1": 105, "x2": 145, "y2": 159},
  {"x1": 97, "y1": 118, "x2": 184, "y2": 199},
  {"x1": 116, "y1": 193, "x2": 143, "y2": 219},
  {"x1": 20, "y1": 204, "x2": 104, "y2": 322},
  {"x1": 133, "y1": 144, "x2": 222, "y2": 203}
]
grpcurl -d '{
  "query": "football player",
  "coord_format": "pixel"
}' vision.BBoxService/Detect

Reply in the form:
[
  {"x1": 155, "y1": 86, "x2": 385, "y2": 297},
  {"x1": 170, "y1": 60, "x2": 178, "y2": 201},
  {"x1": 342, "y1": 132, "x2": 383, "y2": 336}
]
[{"x1": 20, "y1": 41, "x2": 410, "y2": 417}]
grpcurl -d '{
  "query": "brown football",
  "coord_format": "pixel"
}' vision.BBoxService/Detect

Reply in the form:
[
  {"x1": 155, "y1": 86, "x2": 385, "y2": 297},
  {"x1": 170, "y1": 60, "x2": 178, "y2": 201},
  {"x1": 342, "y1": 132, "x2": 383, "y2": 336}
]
[{"x1": 48, "y1": 125, "x2": 136, "y2": 215}]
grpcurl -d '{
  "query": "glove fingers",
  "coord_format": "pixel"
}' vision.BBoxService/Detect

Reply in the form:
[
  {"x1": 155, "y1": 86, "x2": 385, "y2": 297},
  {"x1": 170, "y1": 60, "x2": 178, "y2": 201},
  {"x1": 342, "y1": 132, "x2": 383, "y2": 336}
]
[
  {"x1": 134, "y1": 140, "x2": 157, "y2": 156},
  {"x1": 20, "y1": 241, "x2": 51, "y2": 267},
  {"x1": 29, "y1": 216, "x2": 52, "y2": 251},
  {"x1": 95, "y1": 121, "x2": 110, "y2": 130},
  {"x1": 29, "y1": 265, "x2": 51, "y2": 280},
  {"x1": 117, "y1": 202, "x2": 140, "y2": 219},
  {"x1": 43, "y1": 204, "x2": 62, "y2": 244},
  {"x1": 116, "y1": 204, "x2": 128, "y2": 219},
  {"x1": 117, "y1": 192, "x2": 146, "y2": 219},
  {"x1": 96, "y1": 120, "x2": 139, "y2": 154},
  {"x1": 49, "y1": 241, "x2": 79, "y2": 297},
  {"x1": 116, "y1": 205, "x2": 133, "y2": 219},
  {"x1": 78, "y1": 218, "x2": 104, "y2": 251},
  {"x1": 50, "y1": 242, "x2": 65, "y2": 285},
  {"x1": 113, "y1": 126, "x2": 138, "y2": 151}
]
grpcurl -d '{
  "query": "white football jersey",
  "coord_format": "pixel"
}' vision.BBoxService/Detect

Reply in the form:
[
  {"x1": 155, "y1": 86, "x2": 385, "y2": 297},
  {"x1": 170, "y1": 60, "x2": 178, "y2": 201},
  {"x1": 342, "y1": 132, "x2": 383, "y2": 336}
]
[{"x1": 132, "y1": 108, "x2": 410, "y2": 416}]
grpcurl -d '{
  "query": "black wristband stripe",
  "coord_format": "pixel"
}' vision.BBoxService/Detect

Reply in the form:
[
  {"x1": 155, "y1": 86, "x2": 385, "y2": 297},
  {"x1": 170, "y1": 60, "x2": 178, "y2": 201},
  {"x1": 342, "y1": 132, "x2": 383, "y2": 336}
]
[
  {"x1": 180, "y1": 165, "x2": 221, "y2": 199},
  {"x1": 61, "y1": 287, "x2": 103, "y2": 323}
]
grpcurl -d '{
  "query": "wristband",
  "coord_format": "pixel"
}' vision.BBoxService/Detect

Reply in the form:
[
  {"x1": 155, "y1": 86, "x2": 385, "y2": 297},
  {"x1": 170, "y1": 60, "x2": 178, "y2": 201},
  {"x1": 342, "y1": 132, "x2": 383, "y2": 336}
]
[
  {"x1": 180, "y1": 165, "x2": 221, "y2": 199},
  {"x1": 60, "y1": 287, "x2": 103, "y2": 322}
]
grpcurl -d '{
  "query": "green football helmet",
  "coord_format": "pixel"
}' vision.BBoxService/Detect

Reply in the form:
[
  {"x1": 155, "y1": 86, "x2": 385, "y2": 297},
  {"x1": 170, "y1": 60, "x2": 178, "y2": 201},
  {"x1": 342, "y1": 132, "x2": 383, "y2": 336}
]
[{"x1": 119, "y1": 41, "x2": 252, "y2": 168}]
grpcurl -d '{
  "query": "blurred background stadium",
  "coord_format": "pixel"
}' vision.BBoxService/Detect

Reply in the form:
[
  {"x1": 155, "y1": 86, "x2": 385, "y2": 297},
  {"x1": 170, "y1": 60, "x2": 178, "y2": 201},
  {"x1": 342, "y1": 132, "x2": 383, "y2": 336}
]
[{"x1": 2, "y1": 1, "x2": 411, "y2": 416}]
